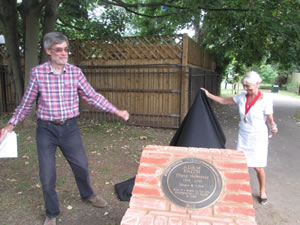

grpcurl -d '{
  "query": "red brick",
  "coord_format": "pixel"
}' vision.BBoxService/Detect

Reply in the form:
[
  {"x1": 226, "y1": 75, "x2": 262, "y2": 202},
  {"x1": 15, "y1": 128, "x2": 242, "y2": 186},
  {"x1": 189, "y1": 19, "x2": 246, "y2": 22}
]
[
  {"x1": 140, "y1": 156, "x2": 170, "y2": 165},
  {"x1": 120, "y1": 215, "x2": 139, "y2": 225},
  {"x1": 225, "y1": 183, "x2": 252, "y2": 193},
  {"x1": 182, "y1": 220, "x2": 197, "y2": 225},
  {"x1": 187, "y1": 207, "x2": 212, "y2": 217},
  {"x1": 139, "y1": 215, "x2": 155, "y2": 225},
  {"x1": 120, "y1": 208, "x2": 146, "y2": 225},
  {"x1": 144, "y1": 145, "x2": 159, "y2": 151},
  {"x1": 168, "y1": 217, "x2": 183, "y2": 225},
  {"x1": 214, "y1": 161, "x2": 248, "y2": 170},
  {"x1": 150, "y1": 210, "x2": 190, "y2": 218},
  {"x1": 122, "y1": 145, "x2": 257, "y2": 225},
  {"x1": 135, "y1": 175, "x2": 160, "y2": 185},
  {"x1": 223, "y1": 172, "x2": 250, "y2": 181},
  {"x1": 191, "y1": 215, "x2": 233, "y2": 223},
  {"x1": 123, "y1": 208, "x2": 147, "y2": 216},
  {"x1": 144, "y1": 152, "x2": 172, "y2": 158},
  {"x1": 154, "y1": 215, "x2": 168, "y2": 225},
  {"x1": 214, "y1": 205, "x2": 255, "y2": 217},
  {"x1": 170, "y1": 204, "x2": 188, "y2": 213},
  {"x1": 196, "y1": 222, "x2": 211, "y2": 225},
  {"x1": 236, "y1": 219, "x2": 257, "y2": 225},
  {"x1": 174, "y1": 154, "x2": 190, "y2": 159},
  {"x1": 221, "y1": 194, "x2": 253, "y2": 205},
  {"x1": 137, "y1": 165, "x2": 160, "y2": 175},
  {"x1": 132, "y1": 185, "x2": 162, "y2": 197},
  {"x1": 129, "y1": 196, "x2": 168, "y2": 210}
]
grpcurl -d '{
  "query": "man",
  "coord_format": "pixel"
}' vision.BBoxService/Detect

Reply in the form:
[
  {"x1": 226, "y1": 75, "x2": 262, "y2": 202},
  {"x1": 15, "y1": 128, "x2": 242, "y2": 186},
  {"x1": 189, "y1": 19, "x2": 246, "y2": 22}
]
[{"x1": 0, "y1": 32, "x2": 129, "y2": 225}]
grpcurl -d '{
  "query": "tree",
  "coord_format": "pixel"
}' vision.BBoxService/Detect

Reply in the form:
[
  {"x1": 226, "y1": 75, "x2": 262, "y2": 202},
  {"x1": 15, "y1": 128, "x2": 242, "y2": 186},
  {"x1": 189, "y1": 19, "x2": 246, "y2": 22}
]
[
  {"x1": 0, "y1": 0, "x2": 24, "y2": 103},
  {"x1": 0, "y1": 0, "x2": 129, "y2": 105},
  {"x1": 0, "y1": 0, "x2": 299, "y2": 105},
  {"x1": 102, "y1": 0, "x2": 299, "y2": 74}
]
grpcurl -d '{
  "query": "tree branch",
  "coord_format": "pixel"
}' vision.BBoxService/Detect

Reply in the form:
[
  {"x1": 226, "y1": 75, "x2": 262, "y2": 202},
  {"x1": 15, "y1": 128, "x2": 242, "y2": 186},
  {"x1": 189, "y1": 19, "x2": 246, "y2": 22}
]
[
  {"x1": 57, "y1": 16, "x2": 87, "y2": 31},
  {"x1": 99, "y1": 0, "x2": 250, "y2": 19},
  {"x1": 101, "y1": 0, "x2": 251, "y2": 12},
  {"x1": 122, "y1": 7, "x2": 177, "y2": 18}
]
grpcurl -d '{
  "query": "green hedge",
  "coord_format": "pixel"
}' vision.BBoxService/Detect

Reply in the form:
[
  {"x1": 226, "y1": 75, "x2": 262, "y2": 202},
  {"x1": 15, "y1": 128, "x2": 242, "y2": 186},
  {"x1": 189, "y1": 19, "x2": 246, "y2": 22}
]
[{"x1": 286, "y1": 82, "x2": 299, "y2": 93}]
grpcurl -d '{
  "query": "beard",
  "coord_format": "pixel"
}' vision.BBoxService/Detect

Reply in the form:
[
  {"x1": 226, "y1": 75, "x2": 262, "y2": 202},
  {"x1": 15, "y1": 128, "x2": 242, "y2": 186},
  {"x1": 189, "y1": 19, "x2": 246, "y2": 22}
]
[{"x1": 51, "y1": 54, "x2": 68, "y2": 65}]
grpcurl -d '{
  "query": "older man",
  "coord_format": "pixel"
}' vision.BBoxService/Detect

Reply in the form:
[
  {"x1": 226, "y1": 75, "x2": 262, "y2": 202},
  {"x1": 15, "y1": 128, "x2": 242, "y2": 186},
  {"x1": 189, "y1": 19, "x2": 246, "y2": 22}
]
[{"x1": 0, "y1": 32, "x2": 129, "y2": 225}]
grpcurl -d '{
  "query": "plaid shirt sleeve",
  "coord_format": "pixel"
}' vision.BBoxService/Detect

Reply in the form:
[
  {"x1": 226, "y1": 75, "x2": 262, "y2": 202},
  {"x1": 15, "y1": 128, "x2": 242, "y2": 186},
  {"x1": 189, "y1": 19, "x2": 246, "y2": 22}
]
[
  {"x1": 8, "y1": 70, "x2": 39, "y2": 126},
  {"x1": 77, "y1": 70, "x2": 117, "y2": 114}
]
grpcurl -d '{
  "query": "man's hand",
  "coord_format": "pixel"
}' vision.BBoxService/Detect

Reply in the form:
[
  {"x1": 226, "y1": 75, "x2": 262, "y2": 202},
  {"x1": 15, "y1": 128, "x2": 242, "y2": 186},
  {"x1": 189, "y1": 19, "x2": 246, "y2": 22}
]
[
  {"x1": 115, "y1": 110, "x2": 130, "y2": 121},
  {"x1": 0, "y1": 124, "x2": 15, "y2": 143}
]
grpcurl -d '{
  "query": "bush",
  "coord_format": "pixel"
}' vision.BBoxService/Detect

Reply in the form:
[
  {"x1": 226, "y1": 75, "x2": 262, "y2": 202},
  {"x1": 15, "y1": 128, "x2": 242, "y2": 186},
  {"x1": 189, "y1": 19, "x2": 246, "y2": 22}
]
[
  {"x1": 258, "y1": 65, "x2": 277, "y2": 84},
  {"x1": 286, "y1": 82, "x2": 299, "y2": 93},
  {"x1": 275, "y1": 75, "x2": 288, "y2": 88}
]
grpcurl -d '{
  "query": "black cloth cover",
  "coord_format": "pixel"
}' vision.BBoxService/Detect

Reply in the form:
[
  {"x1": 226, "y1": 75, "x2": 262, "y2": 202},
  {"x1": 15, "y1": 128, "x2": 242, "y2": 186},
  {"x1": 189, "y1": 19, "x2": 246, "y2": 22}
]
[
  {"x1": 114, "y1": 177, "x2": 135, "y2": 201},
  {"x1": 170, "y1": 90, "x2": 226, "y2": 148},
  {"x1": 115, "y1": 90, "x2": 226, "y2": 202}
]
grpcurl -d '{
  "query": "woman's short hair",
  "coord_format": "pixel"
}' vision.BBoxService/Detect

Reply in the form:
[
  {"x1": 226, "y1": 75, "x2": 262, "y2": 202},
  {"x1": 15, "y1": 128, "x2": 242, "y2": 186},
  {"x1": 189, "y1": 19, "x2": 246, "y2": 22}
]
[
  {"x1": 242, "y1": 71, "x2": 262, "y2": 85},
  {"x1": 43, "y1": 32, "x2": 69, "y2": 49}
]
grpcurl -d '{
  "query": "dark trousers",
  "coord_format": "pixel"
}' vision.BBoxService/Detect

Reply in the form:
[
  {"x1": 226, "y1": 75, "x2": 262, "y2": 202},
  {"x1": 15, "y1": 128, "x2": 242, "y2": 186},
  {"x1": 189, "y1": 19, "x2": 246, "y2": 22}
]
[{"x1": 36, "y1": 118, "x2": 94, "y2": 217}]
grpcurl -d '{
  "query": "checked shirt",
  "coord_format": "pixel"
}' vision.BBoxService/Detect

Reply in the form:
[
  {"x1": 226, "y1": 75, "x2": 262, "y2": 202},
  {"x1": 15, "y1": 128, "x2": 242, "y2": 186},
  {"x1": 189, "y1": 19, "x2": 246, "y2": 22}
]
[{"x1": 8, "y1": 62, "x2": 117, "y2": 126}]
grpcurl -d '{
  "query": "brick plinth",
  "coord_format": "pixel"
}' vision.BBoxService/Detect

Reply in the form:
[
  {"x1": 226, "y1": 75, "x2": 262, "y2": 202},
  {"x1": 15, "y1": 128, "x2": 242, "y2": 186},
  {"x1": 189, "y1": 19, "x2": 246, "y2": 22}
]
[{"x1": 121, "y1": 145, "x2": 257, "y2": 225}]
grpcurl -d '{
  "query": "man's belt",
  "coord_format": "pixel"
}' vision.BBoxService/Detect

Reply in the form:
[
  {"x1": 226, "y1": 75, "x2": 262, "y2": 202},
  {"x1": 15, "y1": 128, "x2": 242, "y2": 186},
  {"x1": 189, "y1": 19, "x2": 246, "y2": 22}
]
[{"x1": 41, "y1": 118, "x2": 73, "y2": 125}]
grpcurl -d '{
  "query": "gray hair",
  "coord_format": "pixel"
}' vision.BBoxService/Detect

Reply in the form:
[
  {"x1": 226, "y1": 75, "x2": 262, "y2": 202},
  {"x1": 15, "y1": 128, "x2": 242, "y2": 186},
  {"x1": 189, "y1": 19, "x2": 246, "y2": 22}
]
[
  {"x1": 242, "y1": 71, "x2": 262, "y2": 85},
  {"x1": 43, "y1": 32, "x2": 69, "y2": 49}
]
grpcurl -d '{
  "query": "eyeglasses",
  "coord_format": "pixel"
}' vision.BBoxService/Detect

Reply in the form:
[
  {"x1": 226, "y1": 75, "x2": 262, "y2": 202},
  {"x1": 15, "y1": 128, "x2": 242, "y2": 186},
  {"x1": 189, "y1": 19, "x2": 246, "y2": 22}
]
[{"x1": 51, "y1": 47, "x2": 69, "y2": 53}]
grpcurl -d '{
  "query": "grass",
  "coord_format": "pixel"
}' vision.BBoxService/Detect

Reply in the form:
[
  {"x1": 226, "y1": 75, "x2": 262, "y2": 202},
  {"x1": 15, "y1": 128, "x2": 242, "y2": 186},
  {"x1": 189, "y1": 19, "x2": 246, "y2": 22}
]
[
  {"x1": 277, "y1": 90, "x2": 300, "y2": 99},
  {"x1": 296, "y1": 109, "x2": 300, "y2": 120},
  {"x1": 221, "y1": 87, "x2": 300, "y2": 99}
]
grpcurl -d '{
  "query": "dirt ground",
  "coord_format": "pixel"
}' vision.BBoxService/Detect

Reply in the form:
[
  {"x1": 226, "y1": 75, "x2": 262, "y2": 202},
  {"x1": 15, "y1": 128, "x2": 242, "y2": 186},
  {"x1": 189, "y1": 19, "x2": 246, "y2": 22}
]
[
  {"x1": 0, "y1": 115, "x2": 175, "y2": 225},
  {"x1": 0, "y1": 92, "x2": 299, "y2": 225}
]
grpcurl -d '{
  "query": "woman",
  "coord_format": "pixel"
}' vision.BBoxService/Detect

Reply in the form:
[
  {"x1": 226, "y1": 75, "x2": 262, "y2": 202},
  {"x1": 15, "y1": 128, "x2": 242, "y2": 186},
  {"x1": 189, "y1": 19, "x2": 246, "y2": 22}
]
[{"x1": 201, "y1": 71, "x2": 278, "y2": 205}]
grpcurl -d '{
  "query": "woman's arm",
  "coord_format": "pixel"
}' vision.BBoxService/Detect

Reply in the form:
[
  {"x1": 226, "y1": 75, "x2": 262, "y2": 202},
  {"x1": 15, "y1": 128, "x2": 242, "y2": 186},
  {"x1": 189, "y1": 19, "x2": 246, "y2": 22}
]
[
  {"x1": 266, "y1": 114, "x2": 278, "y2": 134},
  {"x1": 201, "y1": 88, "x2": 235, "y2": 105}
]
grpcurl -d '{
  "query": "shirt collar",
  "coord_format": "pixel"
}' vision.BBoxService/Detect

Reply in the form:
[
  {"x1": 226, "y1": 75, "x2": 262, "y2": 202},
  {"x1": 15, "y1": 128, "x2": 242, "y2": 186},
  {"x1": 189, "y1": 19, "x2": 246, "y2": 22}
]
[{"x1": 47, "y1": 61, "x2": 67, "y2": 75}]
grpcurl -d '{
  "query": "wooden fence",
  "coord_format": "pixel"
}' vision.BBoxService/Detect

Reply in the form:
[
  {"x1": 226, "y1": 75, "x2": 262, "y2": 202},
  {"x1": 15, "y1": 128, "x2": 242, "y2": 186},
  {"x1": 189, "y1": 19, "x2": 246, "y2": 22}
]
[{"x1": 0, "y1": 34, "x2": 220, "y2": 128}]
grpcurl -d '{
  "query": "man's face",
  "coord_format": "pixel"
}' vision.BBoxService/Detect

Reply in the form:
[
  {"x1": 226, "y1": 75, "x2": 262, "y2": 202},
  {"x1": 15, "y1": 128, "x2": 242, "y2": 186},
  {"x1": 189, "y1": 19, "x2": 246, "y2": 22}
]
[{"x1": 45, "y1": 41, "x2": 69, "y2": 65}]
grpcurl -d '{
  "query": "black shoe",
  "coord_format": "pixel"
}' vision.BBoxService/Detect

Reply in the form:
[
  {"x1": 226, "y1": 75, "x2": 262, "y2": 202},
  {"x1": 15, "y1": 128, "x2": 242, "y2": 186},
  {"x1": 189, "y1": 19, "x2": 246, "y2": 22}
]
[{"x1": 260, "y1": 197, "x2": 268, "y2": 205}]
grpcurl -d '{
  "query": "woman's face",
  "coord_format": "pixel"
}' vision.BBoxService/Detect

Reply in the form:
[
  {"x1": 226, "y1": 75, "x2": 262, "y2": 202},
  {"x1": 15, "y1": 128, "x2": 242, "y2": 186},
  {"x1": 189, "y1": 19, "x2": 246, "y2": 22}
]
[{"x1": 242, "y1": 82, "x2": 259, "y2": 95}]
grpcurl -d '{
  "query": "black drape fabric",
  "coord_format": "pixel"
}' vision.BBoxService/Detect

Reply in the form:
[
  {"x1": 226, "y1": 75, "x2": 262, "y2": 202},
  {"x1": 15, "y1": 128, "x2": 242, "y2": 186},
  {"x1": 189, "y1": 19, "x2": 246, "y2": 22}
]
[
  {"x1": 114, "y1": 177, "x2": 135, "y2": 201},
  {"x1": 170, "y1": 90, "x2": 226, "y2": 148},
  {"x1": 115, "y1": 90, "x2": 226, "y2": 201}
]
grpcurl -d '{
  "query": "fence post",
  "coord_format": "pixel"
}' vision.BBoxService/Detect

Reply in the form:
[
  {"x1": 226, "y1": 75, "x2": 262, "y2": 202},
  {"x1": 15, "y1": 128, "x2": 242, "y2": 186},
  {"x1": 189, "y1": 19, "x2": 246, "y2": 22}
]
[
  {"x1": 180, "y1": 34, "x2": 189, "y2": 123},
  {"x1": 0, "y1": 66, "x2": 8, "y2": 112}
]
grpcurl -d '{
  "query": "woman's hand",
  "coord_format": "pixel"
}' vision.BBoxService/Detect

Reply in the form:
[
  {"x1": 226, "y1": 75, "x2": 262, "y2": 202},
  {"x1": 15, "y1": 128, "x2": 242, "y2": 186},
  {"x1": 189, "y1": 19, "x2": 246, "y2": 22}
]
[
  {"x1": 200, "y1": 88, "x2": 209, "y2": 96},
  {"x1": 270, "y1": 124, "x2": 278, "y2": 134}
]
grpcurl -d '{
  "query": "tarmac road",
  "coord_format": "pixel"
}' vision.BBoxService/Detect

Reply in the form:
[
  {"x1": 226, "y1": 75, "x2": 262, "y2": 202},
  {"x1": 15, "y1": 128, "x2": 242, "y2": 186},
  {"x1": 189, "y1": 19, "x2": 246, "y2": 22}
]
[{"x1": 217, "y1": 92, "x2": 300, "y2": 225}]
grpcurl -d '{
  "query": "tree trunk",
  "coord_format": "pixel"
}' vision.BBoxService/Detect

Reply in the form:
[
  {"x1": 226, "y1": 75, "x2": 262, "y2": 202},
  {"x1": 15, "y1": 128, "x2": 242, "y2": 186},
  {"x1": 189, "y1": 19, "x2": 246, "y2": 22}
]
[
  {"x1": 192, "y1": 11, "x2": 207, "y2": 44},
  {"x1": 0, "y1": 0, "x2": 24, "y2": 104},
  {"x1": 22, "y1": 0, "x2": 42, "y2": 88},
  {"x1": 17, "y1": 0, "x2": 43, "y2": 126},
  {"x1": 40, "y1": 0, "x2": 60, "y2": 63}
]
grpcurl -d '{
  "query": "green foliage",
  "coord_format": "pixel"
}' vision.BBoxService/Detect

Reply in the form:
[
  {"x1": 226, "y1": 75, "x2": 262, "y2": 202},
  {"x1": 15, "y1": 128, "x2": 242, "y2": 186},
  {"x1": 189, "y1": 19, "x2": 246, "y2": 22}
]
[
  {"x1": 286, "y1": 82, "x2": 299, "y2": 93},
  {"x1": 257, "y1": 64, "x2": 278, "y2": 84},
  {"x1": 56, "y1": 0, "x2": 130, "y2": 39},
  {"x1": 120, "y1": 0, "x2": 300, "y2": 74}
]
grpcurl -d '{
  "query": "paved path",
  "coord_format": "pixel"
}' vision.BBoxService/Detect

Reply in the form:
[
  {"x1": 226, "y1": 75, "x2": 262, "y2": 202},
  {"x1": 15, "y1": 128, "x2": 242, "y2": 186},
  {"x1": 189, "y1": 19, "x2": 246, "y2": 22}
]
[{"x1": 216, "y1": 92, "x2": 300, "y2": 225}]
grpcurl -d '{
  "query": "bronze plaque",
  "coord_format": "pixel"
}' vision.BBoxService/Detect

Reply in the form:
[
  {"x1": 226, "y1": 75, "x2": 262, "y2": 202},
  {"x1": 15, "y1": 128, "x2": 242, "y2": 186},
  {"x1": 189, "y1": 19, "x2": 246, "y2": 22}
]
[{"x1": 161, "y1": 158, "x2": 223, "y2": 209}]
